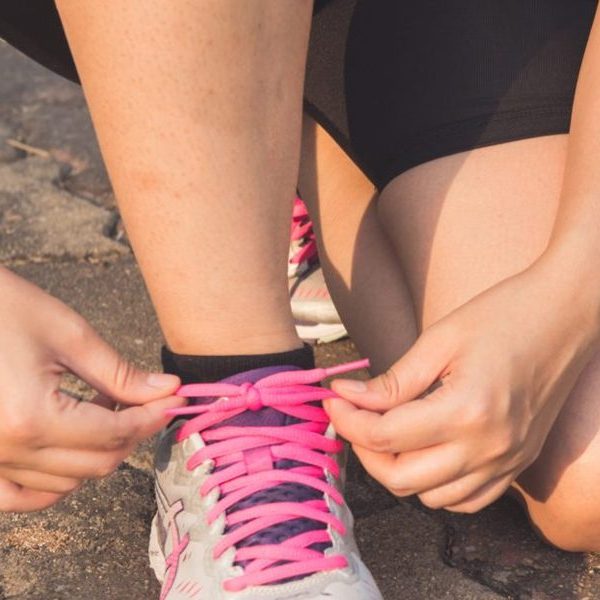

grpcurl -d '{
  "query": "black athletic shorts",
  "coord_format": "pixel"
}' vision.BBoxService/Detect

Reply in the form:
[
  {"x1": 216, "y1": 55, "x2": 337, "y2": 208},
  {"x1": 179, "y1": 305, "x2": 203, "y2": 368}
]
[{"x1": 1, "y1": 0, "x2": 597, "y2": 190}]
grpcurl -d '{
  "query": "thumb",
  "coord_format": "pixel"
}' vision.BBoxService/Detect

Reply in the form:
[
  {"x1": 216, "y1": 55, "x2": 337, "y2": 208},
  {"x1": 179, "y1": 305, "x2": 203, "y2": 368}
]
[
  {"x1": 58, "y1": 319, "x2": 180, "y2": 405},
  {"x1": 331, "y1": 326, "x2": 452, "y2": 411}
]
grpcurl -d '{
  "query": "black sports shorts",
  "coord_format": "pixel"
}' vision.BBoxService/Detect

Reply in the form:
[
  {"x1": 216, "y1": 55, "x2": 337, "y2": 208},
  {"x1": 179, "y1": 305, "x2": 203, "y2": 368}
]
[{"x1": 1, "y1": 0, "x2": 598, "y2": 190}]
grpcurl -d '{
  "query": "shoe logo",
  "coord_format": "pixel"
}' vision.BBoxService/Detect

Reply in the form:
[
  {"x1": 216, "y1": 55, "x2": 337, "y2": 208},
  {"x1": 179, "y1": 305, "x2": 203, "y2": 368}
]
[{"x1": 156, "y1": 484, "x2": 196, "y2": 600}]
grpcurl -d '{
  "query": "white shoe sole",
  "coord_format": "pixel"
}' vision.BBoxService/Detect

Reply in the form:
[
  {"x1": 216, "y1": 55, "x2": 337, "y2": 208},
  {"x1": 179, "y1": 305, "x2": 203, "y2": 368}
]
[{"x1": 295, "y1": 321, "x2": 348, "y2": 344}]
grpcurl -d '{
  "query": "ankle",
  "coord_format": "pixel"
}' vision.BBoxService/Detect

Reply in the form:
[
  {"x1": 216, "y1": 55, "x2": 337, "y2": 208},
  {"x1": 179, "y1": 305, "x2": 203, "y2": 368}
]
[{"x1": 165, "y1": 331, "x2": 303, "y2": 357}]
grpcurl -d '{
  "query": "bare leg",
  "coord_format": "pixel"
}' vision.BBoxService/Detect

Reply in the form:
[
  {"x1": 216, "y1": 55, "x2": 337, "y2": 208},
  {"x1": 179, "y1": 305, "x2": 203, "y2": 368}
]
[
  {"x1": 299, "y1": 116, "x2": 417, "y2": 374},
  {"x1": 55, "y1": 0, "x2": 314, "y2": 355},
  {"x1": 301, "y1": 120, "x2": 600, "y2": 550},
  {"x1": 377, "y1": 136, "x2": 600, "y2": 551}
]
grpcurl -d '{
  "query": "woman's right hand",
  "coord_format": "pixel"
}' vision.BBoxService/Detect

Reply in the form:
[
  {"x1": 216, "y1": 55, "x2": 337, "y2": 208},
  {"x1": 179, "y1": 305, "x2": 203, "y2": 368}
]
[{"x1": 0, "y1": 266, "x2": 184, "y2": 512}]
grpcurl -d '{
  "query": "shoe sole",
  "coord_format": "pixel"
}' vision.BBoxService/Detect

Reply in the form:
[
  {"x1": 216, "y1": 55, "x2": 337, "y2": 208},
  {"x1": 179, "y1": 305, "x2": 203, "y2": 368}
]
[{"x1": 295, "y1": 322, "x2": 348, "y2": 344}]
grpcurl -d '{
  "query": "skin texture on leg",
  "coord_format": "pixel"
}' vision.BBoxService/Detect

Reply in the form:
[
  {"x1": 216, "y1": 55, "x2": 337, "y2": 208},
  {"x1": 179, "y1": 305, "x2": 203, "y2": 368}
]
[
  {"x1": 55, "y1": 0, "x2": 314, "y2": 355},
  {"x1": 301, "y1": 124, "x2": 600, "y2": 551},
  {"x1": 377, "y1": 137, "x2": 564, "y2": 331}
]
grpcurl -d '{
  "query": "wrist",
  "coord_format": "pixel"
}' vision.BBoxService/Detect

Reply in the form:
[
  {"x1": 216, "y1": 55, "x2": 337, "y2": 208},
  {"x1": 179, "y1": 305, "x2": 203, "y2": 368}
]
[
  {"x1": 544, "y1": 189, "x2": 600, "y2": 276},
  {"x1": 534, "y1": 239, "x2": 600, "y2": 337}
]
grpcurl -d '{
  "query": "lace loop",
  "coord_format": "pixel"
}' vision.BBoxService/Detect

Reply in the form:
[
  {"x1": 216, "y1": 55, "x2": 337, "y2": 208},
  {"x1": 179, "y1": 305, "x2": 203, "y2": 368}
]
[{"x1": 240, "y1": 382, "x2": 263, "y2": 411}]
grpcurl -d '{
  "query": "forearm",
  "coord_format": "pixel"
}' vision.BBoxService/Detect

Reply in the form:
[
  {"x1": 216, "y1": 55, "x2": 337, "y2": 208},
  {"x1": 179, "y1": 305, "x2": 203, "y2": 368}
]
[
  {"x1": 530, "y1": 7, "x2": 600, "y2": 327},
  {"x1": 546, "y1": 8, "x2": 600, "y2": 264}
]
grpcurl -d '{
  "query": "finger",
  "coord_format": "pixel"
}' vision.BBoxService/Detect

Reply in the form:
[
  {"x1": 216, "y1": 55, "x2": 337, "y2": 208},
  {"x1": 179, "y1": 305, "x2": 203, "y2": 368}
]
[
  {"x1": 56, "y1": 318, "x2": 180, "y2": 405},
  {"x1": 353, "y1": 443, "x2": 467, "y2": 496},
  {"x1": 331, "y1": 323, "x2": 455, "y2": 411},
  {"x1": 41, "y1": 391, "x2": 185, "y2": 450},
  {"x1": 442, "y1": 473, "x2": 514, "y2": 514},
  {"x1": 8, "y1": 446, "x2": 132, "y2": 479},
  {"x1": 418, "y1": 471, "x2": 491, "y2": 510},
  {"x1": 0, "y1": 477, "x2": 65, "y2": 512},
  {"x1": 0, "y1": 467, "x2": 81, "y2": 495},
  {"x1": 418, "y1": 470, "x2": 512, "y2": 511},
  {"x1": 325, "y1": 391, "x2": 456, "y2": 454}
]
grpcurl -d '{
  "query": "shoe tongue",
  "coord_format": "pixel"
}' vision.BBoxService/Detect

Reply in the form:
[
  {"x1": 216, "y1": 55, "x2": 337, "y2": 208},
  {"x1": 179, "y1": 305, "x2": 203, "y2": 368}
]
[{"x1": 190, "y1": 365, "x2": 301, "y2": 428}]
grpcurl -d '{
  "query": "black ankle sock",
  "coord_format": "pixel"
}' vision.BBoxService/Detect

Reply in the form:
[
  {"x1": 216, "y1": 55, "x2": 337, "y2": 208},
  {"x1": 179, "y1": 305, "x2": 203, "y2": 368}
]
[{"x1": 161, "y1": 344, "x2": 315, "y2": 384}]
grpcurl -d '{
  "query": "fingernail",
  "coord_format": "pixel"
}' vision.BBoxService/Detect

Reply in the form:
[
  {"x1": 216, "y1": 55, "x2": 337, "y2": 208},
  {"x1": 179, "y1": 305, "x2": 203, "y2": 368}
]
[
  {"x1": 335, "y1": 379, "x2": 368, "y2": 394},
  {"x1": 147, "y1": 373, "x2": 180, "y2": 389}
]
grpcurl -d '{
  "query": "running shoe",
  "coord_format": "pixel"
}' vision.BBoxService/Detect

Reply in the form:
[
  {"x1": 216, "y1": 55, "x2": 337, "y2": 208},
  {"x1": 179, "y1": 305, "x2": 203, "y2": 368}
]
[
  {"x1": 289, "y1": 198, "x2": 347, "y2": 344},
  {"x1": 288, "y1": 197, "x2": 319, "y2": 280},
  {"x1": 149, "y1": 360, "x2": 382, "y2": 599}
]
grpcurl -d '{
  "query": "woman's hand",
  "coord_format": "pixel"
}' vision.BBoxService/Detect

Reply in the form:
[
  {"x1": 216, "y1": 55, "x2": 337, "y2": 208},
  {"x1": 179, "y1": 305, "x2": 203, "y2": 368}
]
[
  {"x1": 0, "y1": 267, "x2": 184, "y2": 512},
  {"x1": 326, "y1": 249, "x2": 600, "y2": 513}
]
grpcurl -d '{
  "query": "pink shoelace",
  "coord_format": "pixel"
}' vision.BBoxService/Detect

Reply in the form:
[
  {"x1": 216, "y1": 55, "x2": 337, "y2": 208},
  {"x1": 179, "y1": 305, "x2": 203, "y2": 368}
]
[
  {"x1": 166, "y1": 358, "x2": 369, "y2": 592},
  {"x1": 289, "y1": 197, "x2": 318, "y2": 269}
]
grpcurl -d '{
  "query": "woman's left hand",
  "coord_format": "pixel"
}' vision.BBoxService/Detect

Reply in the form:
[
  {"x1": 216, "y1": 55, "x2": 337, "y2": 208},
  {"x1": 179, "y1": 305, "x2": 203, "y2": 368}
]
[{"x1": 326, "y1": 250, "x2": 600, "y2": 513}]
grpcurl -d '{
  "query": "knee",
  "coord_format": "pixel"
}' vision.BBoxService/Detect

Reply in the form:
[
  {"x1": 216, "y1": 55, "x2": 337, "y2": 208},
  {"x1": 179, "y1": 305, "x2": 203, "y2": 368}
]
[{"x1": 529, "y1": 496, "x2": 600, "y2": 553}]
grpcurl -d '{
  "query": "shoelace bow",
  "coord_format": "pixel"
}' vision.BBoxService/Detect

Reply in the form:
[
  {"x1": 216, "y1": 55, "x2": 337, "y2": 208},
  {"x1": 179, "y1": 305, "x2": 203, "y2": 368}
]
[
  {"x1": 166, "y1": 358, "x2": 369, "y2": 592},
  {"x1": 289, "y1": 197, "x2": 318, "y2": 269}
]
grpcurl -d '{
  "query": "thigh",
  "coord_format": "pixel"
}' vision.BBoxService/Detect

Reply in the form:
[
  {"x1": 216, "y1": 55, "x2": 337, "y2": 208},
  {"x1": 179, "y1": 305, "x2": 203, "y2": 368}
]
[
  {"x1": 378, "y1": 136, "x2": 566, "y2": 330},
  {"x1": 306, "y1": 0, "x2": 600, "y2": 546},
  {"x1": 378, "y1": 136, "x2": 600, "y2": 548}
]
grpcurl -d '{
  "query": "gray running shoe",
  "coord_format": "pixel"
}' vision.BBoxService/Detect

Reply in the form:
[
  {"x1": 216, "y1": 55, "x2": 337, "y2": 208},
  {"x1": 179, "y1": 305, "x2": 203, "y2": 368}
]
[{"x1": 149, "y1": 363, "x2": 383, "y2": 599}]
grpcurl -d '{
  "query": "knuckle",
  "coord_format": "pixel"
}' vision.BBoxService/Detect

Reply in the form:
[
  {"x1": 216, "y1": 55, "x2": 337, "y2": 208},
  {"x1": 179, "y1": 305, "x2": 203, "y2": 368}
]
[
  {"x1": 461, "y1": 398, "x2": 491, "y2": 430},
  {"x1": 1, "y1": 410, "x2": 37, "y2": 444},
  {"x1": 105, "y1": 432, "x2": 130, "y2": 452},
  {"x1": 378, "y1": 370, "x2": 400, "y2": 404},
  {"x1": 105, "y1": 415, "x2": 137, "y2": 451},
  {"x1": 111, "y1": 358, "x2": 137, "y2": 393},
  {"x1": 489, "y1": 429, "x2": 516, "y2": 461},
  {"x1": 366, "y1": 427, "x2": 391, "y2": 453}
]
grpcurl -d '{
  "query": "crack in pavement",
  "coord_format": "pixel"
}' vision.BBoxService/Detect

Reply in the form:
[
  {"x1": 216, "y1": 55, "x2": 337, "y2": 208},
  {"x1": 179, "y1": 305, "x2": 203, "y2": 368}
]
[
  {"x1": 2, "y1": 252, "x2": 128, "y2": 267},
  {"x1": 442, "y1": 525, "x2": 514, "y2": 599}
]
